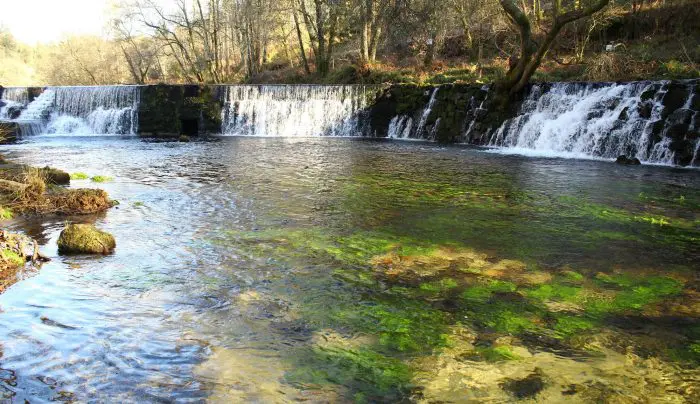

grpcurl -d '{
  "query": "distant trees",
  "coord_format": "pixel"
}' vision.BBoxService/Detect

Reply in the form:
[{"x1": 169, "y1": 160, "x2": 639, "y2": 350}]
[{"x1": 11, "y1": 0, "x2": 699, "y2": 90}]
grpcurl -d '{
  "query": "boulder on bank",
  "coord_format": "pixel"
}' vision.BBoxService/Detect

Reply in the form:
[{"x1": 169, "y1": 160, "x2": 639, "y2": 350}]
[
  {"x1": 615, "y1": 155, "x2": 642, "y2": 165},
  {"x1": 41, "y1": 166, "x2": 71, "y2": 185},
  {"x1": 1, "y1": 230, "x2": 42, "y2": 293},
  {"x1": 57, "y1": 224, "x2": 115, "y2": 255}
]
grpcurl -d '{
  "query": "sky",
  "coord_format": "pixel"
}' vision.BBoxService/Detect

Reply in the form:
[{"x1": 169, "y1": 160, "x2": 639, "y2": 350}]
[{"x1": 0, "y1": 0, "x2": 111, "y2": 44}]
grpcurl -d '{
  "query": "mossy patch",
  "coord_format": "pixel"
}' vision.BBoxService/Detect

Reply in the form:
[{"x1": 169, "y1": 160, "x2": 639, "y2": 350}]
[
  {"x1": 90, "y1": 175, "x2": 113, "y2": 183},
  {"x1": 1, "y1": 248, "x2": 25, "y2": 267},
  {"x1": 57, "y1": 224, "x2": 116, "y2": 255},
  {"x1": 0, "y1": 206, "x2": 13, "y2": 219},
  {"x1": 70, "y1": 172, "x2": 89, "y2": 180}
]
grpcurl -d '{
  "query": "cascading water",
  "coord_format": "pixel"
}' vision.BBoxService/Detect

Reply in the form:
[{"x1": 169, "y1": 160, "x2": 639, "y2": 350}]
[
  {"x1": 387, "y1": 88, "x2": 441, "y2": 140},
  {"x1": 47, "y1": 86, "x2": 140, "y2": 135},
  {"x1": 0, "y1": 87, "x2": 29, "y2": 120},
  {"x1": 488, "y1": 81, "x2": 699, "y2": 166},
  {"x1": 221, "y1": 85, "x2": 371, "y2": 137},
  {"x1": 0, "y1": 86, "x2": 140, "y2": 136}
]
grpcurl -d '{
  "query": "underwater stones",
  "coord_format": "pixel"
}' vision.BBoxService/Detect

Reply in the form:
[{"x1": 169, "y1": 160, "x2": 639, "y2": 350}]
[
  {"x1": 615, "y1": 155, "x2": 642, "y2": 165},
  {"x1": 500, "y1": 368, "x2": 547, "y2": 399},
  {"x1": 57, "y1": 224, "x2": 115, "y2": 255},
  {"x1": 370, "y1": 247, "x2": 490, "y2": 282}
]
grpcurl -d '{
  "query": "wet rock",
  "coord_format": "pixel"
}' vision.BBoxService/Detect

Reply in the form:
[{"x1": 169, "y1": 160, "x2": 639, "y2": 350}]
[
  {"x1": 661, "y1": 83, "x2": 689, "y2": 119},
  {"x1": 617, "y1": 107, "x2": 629, "y2": 121},
  {"x1": 637, "y1": 101, "x2": 653, "y2": 119},
  {"x1": 501, "y1": 368, "x2": 547, "y2": 399},
  {"x1": 640, "y1": 86, "x2": 658, "y2": 102},
  {"x1": 57, "y1": 224, "x2": 115, "y2": 255},
  {"x1": 616, "y1": 155, "x2": 641, "y2": 165},
  {"x1": 178, "y1": 135, "x2": 191, "y2": 142}
]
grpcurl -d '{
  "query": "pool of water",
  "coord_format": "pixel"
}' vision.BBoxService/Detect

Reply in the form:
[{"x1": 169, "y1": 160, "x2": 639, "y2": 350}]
[{"x1": 0, "y1": 136, "x2": 699, "y2": 402}]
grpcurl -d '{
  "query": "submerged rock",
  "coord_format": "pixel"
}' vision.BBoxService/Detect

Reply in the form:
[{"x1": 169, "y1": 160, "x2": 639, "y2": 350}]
[
  {"x1": 615, "y1": 155, "x2": 642, "y2": 165},
  {"x1": 57, "y1": 224, "x2": 115, "y2": 254},
  {"x1": 501, "y1": 368, "x2": 547, "y2": 399}
]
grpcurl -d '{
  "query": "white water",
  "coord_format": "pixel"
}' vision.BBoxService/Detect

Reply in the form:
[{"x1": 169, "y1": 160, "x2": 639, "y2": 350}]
[
  {"x1": 221, "y1": 85, "x2": 370, "y2": 137},
  {"x1": 1, "y1": 86, "x2": 140, "y2": 136},
  {"x1": 386, "y1": 88, "x2": 441, "y2": 140},
  {"x1": 0, "y1": 87, "x2": 30, "y2": 120},
  {"x1": 488, "y1": 81, "x2": 698, "y2": 165},
  {"x1": 48, "y1": 86, "x2": 140, "y2": 135}
]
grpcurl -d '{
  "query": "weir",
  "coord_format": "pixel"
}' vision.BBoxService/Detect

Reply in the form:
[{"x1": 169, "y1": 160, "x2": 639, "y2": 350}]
[
  {"x1": 487, "y1": 81, "x2": 699, "y2": 166},
  {"x1": 221, "y1": 85, "x2": 373, "y2": 137},
  {"x1": 0, "y1": 80, "x2": 697, "y2": 166}
]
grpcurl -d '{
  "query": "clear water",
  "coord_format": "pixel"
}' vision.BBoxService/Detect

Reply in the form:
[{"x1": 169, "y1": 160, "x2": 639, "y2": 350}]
[{"x1": 0, "y1": 136, "x2": 698, "y2": 402}]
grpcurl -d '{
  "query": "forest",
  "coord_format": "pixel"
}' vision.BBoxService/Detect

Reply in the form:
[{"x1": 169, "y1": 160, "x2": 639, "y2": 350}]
[{"x1": 1, "y1": 0, "x2": 699, "y2": 87}]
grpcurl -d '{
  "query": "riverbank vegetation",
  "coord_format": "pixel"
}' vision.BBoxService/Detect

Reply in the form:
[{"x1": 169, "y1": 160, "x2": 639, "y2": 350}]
[{"x1": 1, "y1": 0, "x2": 698, "y2": 86}]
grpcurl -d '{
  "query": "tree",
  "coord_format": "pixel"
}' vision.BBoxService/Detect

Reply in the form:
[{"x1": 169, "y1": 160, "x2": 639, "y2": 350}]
[{"x1": 496, "y1": 0, "x2": 609, "y2": 97}]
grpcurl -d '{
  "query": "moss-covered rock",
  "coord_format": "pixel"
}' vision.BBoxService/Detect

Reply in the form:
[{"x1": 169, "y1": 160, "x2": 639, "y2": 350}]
[
  {"x1": 41, "y1": 166, "x2": 70, "y2": 185},
  {"x1": 1, "y1": 230, "x2": 41, "y2": 293},
  {"x1": 57, "y1": 224, "x2": 116, "y2": 255}
]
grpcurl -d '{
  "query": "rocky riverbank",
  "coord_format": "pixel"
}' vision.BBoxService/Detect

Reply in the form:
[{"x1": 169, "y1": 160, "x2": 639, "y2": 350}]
[{"x1": 0, "y1": 154, "x2": 116, "y2": 293}]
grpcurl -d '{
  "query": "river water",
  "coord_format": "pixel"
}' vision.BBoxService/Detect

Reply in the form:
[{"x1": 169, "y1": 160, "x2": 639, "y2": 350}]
[{"x1": 0, "y1": 136, "x2": 699, "y2": 402}]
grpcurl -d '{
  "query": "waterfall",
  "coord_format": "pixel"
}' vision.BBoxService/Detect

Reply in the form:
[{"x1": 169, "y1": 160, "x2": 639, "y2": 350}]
[
  {"x1": 47, "y1": 86, "x2": 140, "y2": 135},
  {"x1": 0, "y1": 87, "x2": 30, "y2": 120},
  {"x1": 488, "y1": 81, "x2": 699, "y2": 166},
  {"x1": 221, "y1": 85, "x2": 371, "y2": 137},
  {"x1": 386, "y1": 88, "x2": 442, "y2": 140},
  {"x1": 1, "y1": 86, "x2": 140, "y2": 136}
]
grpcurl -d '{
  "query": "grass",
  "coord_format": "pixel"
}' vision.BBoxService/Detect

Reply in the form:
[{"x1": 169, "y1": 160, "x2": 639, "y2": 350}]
[{"x1": 1, "y1": 249, "x2": 25, "y2": 267}]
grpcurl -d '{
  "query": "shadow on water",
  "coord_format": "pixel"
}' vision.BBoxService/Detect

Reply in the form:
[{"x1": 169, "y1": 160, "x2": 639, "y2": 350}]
[{"x1": 0, "y1": 136, "x2": 698, "y2": 401}]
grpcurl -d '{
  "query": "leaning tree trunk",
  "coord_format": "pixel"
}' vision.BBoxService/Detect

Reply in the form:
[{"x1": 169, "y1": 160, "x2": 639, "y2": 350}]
[{"x1": 494, "y1": 0, "x2": 610, "y2": 105}]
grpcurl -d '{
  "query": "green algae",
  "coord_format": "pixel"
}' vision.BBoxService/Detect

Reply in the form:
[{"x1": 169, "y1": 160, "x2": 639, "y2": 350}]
[
  {"x1": 70, "y1": 172, "x2": 89, "y2": 180},
  {"x1": 90, "y1": 175, "x2": 113, "y2": 183},
  {"x1": 286, "y1": 345, "x2": 412, "y2": 401},
  {"x1": 332, "y1": 300, "x2": 450, "y2": 352},
  {"x1": 553, "y1": 315, "x2": 597, "y2": 338},
  {"x1": 478, "y1": 346, "x2": 522, "y2": 362},
  {"x1": 525, "y1": 284, "x2": 582, "y2": 303}
]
